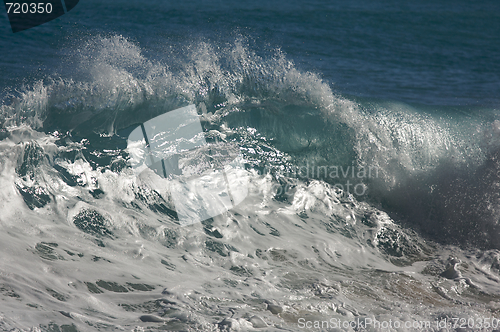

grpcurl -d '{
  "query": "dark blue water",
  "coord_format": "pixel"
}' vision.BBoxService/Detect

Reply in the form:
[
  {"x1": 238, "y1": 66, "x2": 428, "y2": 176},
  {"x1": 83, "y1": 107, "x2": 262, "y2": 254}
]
[{"x1": 2, "y1": 0, "x2": 499, "y2": 106}]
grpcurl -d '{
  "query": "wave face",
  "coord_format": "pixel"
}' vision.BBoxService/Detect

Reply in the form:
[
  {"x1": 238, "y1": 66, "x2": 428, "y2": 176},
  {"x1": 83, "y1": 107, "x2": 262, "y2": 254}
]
[{"x1": 1, "y1": 36, "x2": 500, "y2": 331}]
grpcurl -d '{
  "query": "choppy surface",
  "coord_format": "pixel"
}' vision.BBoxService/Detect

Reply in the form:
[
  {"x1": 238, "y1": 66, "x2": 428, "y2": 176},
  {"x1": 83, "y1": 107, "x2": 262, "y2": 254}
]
[
  {"x1": 1, "y1": 36, "x2": 500, "y2": 331},
  {"x1": 2, "y1": 0, "x2": 500, "y2": 330}
]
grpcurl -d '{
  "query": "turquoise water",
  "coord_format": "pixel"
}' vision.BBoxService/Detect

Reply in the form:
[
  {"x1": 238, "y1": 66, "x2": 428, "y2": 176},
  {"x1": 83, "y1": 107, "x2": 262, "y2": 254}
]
[{"x1": 1, "y1": 1, "x2": 500, "y2": 331}]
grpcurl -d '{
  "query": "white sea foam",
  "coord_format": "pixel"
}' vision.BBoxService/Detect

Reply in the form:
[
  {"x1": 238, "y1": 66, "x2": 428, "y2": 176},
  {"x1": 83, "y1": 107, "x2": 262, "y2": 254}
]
[{"x1": 1, "y1": 36, "x2": 500, "y2": 331}]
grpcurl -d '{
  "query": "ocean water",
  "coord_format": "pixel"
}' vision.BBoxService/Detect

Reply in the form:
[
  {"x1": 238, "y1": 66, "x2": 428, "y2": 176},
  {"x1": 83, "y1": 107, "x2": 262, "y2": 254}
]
[{"x1": 1, "y1": 1, "x2": 500, "y2": 331}]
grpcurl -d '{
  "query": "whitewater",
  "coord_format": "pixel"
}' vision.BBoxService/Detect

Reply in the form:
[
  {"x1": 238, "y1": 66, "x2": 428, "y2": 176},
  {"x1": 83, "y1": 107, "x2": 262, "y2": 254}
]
[{"x1": 1, "y1": 35, "x2": 500, "y2": 331}]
